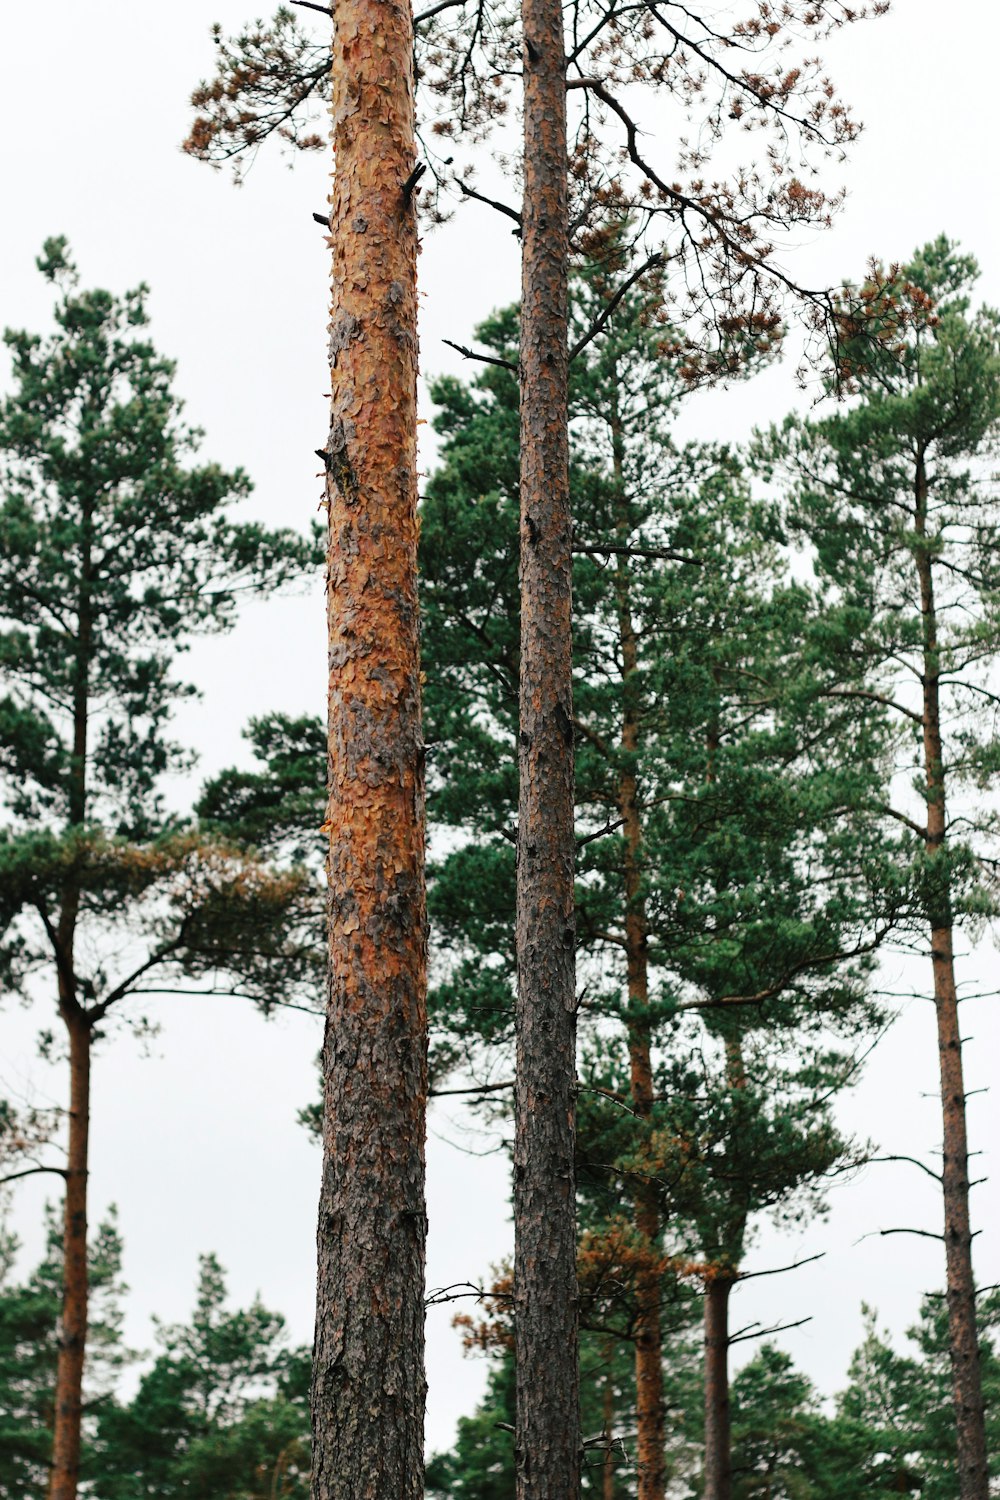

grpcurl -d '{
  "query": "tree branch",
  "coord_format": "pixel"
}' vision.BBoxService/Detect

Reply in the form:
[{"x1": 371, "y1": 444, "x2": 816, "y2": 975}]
[
  {"x1": 0, "y1": 1165, "x2": 68, "y2": 1186},
  {"x1": 569, "y1": 252, "x2": 664, "y2": 362},
  {"x1": 455, "y1": 178, "x2": 522, "y2": 229},
  {"x1": 430, "y1": 1079, "x2": 515, "y2": 1097},
  {"x1": 442, "y1": 338, "x2": 518, "y2": 374}
]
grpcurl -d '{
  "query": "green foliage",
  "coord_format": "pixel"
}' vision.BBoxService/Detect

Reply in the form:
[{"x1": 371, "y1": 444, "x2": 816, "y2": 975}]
[
  {"x1": 0, "y1": 1203, "x2": 127, "y2": 1499},
  {"x1": 95, "y1": 1254, "x2": 310, "y2": 1500},
  {"x1": 757, "y1": 237, "x2": 1000, "y2": 933},
  {"x1": 0, "y1": 243, "x2": 322, "y2": 1034}
]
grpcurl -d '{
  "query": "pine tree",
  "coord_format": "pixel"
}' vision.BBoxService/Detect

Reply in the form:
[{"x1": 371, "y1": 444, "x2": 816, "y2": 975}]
[
  {"x1": 96, "y1": 1254, "x2": 311, "y2": 1500},
  {"x1": 419, "y1": 288, "x2": 897, "y2": 1500},
  {"x1": 0, "y1": 242, "x2": 316, "y2": 1500},
  {"x1": 0, "y1": 1204, "x2": 127, "y2": 1500},
  {"x1": 759, "y1": 239, "x2": 1000, "y2": 1500},
  {"x1": 186, "y1": 9, "x2": 889, "y2": 1492}
]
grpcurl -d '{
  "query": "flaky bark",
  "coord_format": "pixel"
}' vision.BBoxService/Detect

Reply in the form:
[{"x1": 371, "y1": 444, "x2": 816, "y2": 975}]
[
  {"x1": 514, "y1": 2, "x2": 579, "y2": 1495},
  {"x1": 914, "y1": 452, "x2": 987, "y2": 1500},
  {"x1": 312, "y1": 4, "x2": 427, "y2": 1496},
  {"x1": 702, "y1": 1275, "x2": 734, "y2": 1500},
  {"x1": 48, "y1": 1013, "x2": 90, "y2": 1500}
]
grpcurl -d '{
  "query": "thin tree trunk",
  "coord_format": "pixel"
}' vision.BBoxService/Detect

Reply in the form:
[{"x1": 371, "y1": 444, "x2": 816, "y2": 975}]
[
  {"x1": 48, "y1": 1013, "x2": 90, "y2": 1500},
  {"x1": 702, "y1": 1274, "x2": 734, "y2": 1500},
  {"x1": 48, "y1": 507, "x2": 92, "y2": 1500},
  {"x1": 514, "y1": 0, "x2": 579, "y2": 1493},
  {"x1": 312, "y1": 2, "x2": 427, "y2": 1495},
  {"x1": 914, "y1": 452, "x2": 987, "y2": 1500},
  {"x1": 610, "y1": 392, "x2": 666, "y2": 1500},
  {"x1": 602, "y1": 1373, "x2": 617, "y2": 1500}
]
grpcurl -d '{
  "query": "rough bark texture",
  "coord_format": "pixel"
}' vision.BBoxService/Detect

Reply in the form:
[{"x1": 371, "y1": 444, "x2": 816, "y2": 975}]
[
  {"x1": 702, "y1": 1276, "x2": 734, "y2": 1500},
  {"x1": 48, "y1": 1014, "x2": 90, "y2": 1500},
  {"x1": 914, "y1": 453, "x2": 988, "y2": 1500},
  {"x1": 612, "y1": 410, "x2": 666, "y2": 1500},
  {"x1": 312, "y1": 4, "x2": 427, "y2": 1496},
  {"x1": 514, "y1": 1, "x2": 579, "y2": 1494}
]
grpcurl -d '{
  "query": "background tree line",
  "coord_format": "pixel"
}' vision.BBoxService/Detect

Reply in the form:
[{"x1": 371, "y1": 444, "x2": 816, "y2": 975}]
[{"x1": 2, "y1": 223, "x2": 998, "y2": 1496}]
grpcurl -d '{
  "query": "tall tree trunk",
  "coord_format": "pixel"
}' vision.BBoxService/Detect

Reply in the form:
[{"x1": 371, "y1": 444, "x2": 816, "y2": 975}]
[
  {"x1": 48, "y1": 1012, "x2": 90, "y2": 1500},
  {"x1": 312, "y1": 3, "x2": 427, "y2": 1496},
  {"x1": 514, "y1": 0, "x2": 579, "y2": 1494},
  {"x1": 702, "y1": 1273, "x2": 734, "y2": 1500},
  {"x1": 914, "y1": 452, "x2": 987, "y2": 1500},
  {"x1": 610, "y1": 395, "x2": 666, "y2": 1500},
  {"x1": 48, "y1": 512, "x2": 93, "y2": 1500}
]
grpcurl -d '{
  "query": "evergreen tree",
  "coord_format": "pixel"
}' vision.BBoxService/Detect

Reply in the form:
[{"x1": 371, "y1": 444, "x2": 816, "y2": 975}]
[
  {"x1": 759, "y1": 238, "x2": 1000, "y2": 1500},
  {"x1": 0, "y1": 242, "x2": 316, "y2": 1500},
  {"x1": 186, "y1": 10, "x2": 886, "y2": 1490},
  {"x1": 0, "y1": 1204, "x2": 127, "y2": 1500},
  {"x1": 95, "y1": 1254, "x2": 310, "y2": 1500},
  {"x1": 420, "y1": 288, "x2": 897, "y2": 1500}
]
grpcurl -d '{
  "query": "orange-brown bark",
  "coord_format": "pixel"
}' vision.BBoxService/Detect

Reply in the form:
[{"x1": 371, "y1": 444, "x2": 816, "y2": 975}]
[
  {"x1": 914, "y1": 452, "x2": 987, "y2": 1500},
  {"x1": 48, "y1": 1011, "x2": 90, "y2": 1500},
  {"x1": 312, "y1": 3, "x2": 427, "y2": 1496},
  {"x1": 514, "y1": 1, "x2": 579, "y2": 1494}
]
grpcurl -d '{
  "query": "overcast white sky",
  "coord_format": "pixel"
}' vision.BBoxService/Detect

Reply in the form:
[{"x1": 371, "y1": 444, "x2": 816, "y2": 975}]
[{"x1": 2, "y1": 0, "x2": 999, "y2": 1460}]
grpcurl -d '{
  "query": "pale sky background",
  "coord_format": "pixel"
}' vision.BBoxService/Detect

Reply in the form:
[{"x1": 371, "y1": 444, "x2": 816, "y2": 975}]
[{"x1": 1, "y1": 0, "x2": 999, "y2": 1461}]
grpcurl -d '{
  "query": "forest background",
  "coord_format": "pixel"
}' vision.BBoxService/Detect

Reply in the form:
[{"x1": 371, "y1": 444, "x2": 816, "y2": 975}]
[{"x1": 1, "y1": 0, "x2": 999, "y2": 1461}]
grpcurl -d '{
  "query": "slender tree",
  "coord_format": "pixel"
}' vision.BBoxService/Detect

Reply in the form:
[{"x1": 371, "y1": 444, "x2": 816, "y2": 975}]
[
  {"x1": 0, "y1": 242, "x2": 316, "y2": 1500},
  {"x1": 186, "y1": 10, "x2": 886, "y2": 1492},
  {"x1": 419, "y1": 293, "x2": 897, "y2": 1500},
  {"x1": 759, "y1": 239, "x2": 1000, "y2": 1500},
  {"x1": 188, "y1": 1, "x2": 433, "y2": 1487}
]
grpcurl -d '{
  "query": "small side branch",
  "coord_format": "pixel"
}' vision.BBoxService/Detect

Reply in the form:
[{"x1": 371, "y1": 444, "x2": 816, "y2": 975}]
[
  {"x1": 869, "y1": 1154, "x2": 942, "y2": 1184},
  {"x1": 414, "y1": 0, "x2": 468, "y2": 22},
  {"x1": 569, "y1": 253, "x2": 664, "y2": 362},
  {"x1": 455, "y1": 178, "x2": 522, "y2": 230},
  {"x1": 442, "y1": 338, "x2": 518, "y2": 374},
  {"x1": 577, "y1": 817, "x2": 625, "y2": 848},
  {"x1": 729, "y1": 1315, "x2": 812, "y2": 1346},
  {"x1": 290, "y1": 0, "x2": 332, "y2": 11},
  {"x1": 430, "y1": 1079, "x2": 515, "y2": 1098},
  {"x1": 0, "y1": 1165, "x2": 68, "y2": 1186},
  {"x1": 737, "y1": 1252, "x2": 824, "y2": 1283},
  {"x1": 401, "y1": 161, "x2": 427, "y2": 205}
]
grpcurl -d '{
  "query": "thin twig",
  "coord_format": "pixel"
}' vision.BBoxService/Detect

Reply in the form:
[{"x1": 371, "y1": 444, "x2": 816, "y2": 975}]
[
  {"x1": 442, "y1": 338, "x2": 518, "y2": 374},
  {"x1": 455, "y1": 178, "x2": 522, "y2": 229},
  {"x1": 569, "y1": 253, "x2": 664, "y2": 362},
  {"x1": 430, "y1": 1079, "x2": 515, "y2": 1098}
]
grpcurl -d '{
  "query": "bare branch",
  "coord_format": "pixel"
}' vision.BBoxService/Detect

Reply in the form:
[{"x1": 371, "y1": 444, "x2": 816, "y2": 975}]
[
  {"x1": 430, "y1": 1079, "x2": 515, "y2": 1098},
  {"x1": 569, "y1": 253, "x2": 664, "y2": 362},
  {"x1": 0, "y1": 1165, "x2": 68, "y2": 1187},
  {"x1": 442, "y1": 338, "x2": 518, "y2": 374},
  {"x1": 736, "y1": 1252, "x2": 825, "y2": 1282},
  {"x1": 455, "y1": 177, "x2": 522, "y2": 229},
  {"x1": 729, "y1": 1315, "x2": 812, "y2": 1345}
]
